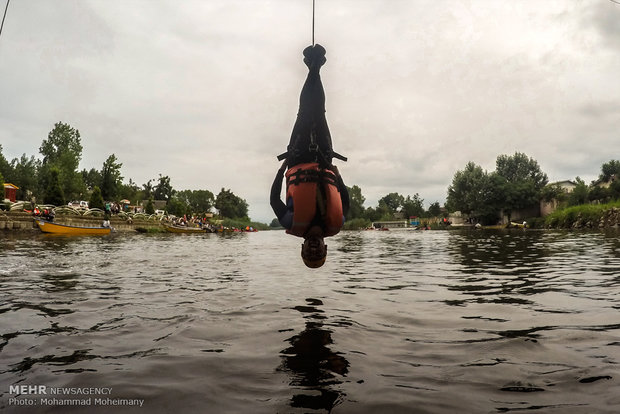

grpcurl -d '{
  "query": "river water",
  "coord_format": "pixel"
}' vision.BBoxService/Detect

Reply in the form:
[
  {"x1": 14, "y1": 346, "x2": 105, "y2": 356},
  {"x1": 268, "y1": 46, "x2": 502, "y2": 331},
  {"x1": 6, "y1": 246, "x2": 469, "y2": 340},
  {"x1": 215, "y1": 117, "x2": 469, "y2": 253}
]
[{"x1": 0, "y1": 229, "x2": 619, "y2": 413}]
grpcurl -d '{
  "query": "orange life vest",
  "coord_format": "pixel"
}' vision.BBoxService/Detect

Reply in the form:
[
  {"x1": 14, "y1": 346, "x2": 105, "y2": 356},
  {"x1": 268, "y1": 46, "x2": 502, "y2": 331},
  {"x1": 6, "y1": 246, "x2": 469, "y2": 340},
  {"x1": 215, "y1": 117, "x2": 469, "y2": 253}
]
[{"x1": 285, "y1": 163, "x2": 344, "y2": 237}]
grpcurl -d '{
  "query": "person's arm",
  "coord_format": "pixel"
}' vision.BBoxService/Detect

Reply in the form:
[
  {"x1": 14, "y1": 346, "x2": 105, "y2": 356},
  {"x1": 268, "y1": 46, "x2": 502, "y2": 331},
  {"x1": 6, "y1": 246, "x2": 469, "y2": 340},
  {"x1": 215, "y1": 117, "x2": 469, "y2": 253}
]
[
  {"x1": 329, "y1": 165, "x2": 350, "y2": 218},
  {"x1": 270, "y1": 161, "x2": 288, "y2": 220}
]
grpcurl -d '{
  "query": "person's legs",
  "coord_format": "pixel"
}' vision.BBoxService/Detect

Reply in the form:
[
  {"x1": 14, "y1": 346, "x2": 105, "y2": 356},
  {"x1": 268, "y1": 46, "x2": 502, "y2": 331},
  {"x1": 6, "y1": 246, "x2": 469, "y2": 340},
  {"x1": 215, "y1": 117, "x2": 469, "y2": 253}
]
[{"x1": 285, "y1": 44, "x2": 333, "y2": 167}]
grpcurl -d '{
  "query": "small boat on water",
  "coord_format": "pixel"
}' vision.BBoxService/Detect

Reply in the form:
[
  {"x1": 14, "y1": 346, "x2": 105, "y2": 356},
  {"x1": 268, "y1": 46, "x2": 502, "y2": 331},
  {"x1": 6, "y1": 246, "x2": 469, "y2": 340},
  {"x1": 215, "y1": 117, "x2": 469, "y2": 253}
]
[
  {"x1": 164, "y1": 224, "x2": 207, "y2": 233},
  {"x1": 35, "y1": 219, "x2": 111, "y2": 235}
]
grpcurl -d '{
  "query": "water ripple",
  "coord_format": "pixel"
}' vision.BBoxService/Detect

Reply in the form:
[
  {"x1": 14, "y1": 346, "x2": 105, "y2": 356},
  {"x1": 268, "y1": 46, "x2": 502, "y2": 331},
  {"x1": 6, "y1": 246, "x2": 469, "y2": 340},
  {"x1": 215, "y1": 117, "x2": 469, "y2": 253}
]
[{"x1": 1, "y1": 230, "x2": 619, "y2": 412}]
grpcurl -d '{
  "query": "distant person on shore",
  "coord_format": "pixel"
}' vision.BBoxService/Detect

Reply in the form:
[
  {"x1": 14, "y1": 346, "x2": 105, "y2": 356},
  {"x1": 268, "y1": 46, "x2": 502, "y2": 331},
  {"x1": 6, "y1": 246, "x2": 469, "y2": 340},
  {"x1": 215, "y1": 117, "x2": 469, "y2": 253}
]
[{"x1": 271, "y1": 44, "x2": 349, "y2": 269}]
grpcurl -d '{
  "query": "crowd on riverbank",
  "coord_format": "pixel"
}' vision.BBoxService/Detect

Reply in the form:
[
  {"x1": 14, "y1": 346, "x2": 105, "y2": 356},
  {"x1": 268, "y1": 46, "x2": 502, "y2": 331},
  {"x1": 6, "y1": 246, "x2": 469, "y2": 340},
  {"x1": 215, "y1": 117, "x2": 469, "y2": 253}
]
[{"x1": 0, "y1": 203, "x2": 269, "y2": 233}]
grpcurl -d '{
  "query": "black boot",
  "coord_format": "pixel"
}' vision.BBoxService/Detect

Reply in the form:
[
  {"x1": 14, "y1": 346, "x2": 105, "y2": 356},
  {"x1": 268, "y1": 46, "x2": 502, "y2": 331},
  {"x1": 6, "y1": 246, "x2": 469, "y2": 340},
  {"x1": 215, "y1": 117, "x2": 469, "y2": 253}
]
[{"x1": 303, "y1": 44, "x2": 327, "y2": 70}]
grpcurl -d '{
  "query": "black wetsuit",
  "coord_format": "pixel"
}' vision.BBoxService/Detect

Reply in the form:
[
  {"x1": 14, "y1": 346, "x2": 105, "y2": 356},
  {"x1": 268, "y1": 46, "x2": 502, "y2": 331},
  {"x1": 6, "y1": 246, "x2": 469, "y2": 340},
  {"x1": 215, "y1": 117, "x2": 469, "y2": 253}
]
[{"x1": 280, "y1": 44, "x2": 343, "y2": 168}]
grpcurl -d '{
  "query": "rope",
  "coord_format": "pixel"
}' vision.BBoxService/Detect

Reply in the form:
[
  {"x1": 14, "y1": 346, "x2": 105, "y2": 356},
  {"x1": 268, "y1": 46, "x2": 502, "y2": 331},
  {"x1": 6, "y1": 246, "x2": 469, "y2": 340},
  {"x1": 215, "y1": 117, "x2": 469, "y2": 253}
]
[
  {"x1": 0, "y1": 0, "x2": 10, "y2": 40},
  {"x1": 311, "y1": 0, "x2": 315, "y2": 45}
]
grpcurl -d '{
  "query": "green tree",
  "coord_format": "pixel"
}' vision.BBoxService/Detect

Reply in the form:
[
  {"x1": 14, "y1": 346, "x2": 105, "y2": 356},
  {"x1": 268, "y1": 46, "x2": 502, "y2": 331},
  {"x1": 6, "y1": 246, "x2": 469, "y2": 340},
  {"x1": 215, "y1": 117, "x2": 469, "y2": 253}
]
[
  {"x1": 495, "y1": 152, "x2": 548, "y2": 188},
  {"x1": 379, "y1": 193, "x2": 405, "y2": 215},
  {"x1": 375, "y1": 201, "x2": 394, "y2": 221},
  {"x1": 119, "y1": 178, "x2": 140, "y2": 205},
  {"x1": 599, "y1": 160, "x2": 620, "y2": 183},
  {"x1": 446, "y1": 161, "x2": 487, "y2": 214},
  {"x1": 44, "y1": 167, "x2": 66, "y2": 206},
  {"x1": 166, "y1": 198, "x2": 188, "y2": 216},
  {"x1": 427, "y1": 201, "x2": 442, "y2": 217},
  {"x1": 39, "y1": 122, "x2": 85, "y2": 201},
  {"x1": 145, "y1": 198, "x2": 155, "y2": 214},
  {"x1": 588, "y1": 185, "x2": 610, "y2": 203},
  {"x1": 609, "y1": 179, "x2": 620, "y2": 200},
  {"x1": 101, "y1": 154, "x2": 123, "y2": 201},
  {"x1": 540, "y1": 183, "x2": 566, "y2": 203},
  {"x1": 363, "y1": 206, "x2": 382, "y2": 222},
  {"x1": 142, "y1": 179, "x2": 154, "y2": 200},
  {"x1": 568, "y1": 177, "x2": 589, "y2": 206},
  {"x1": 0, "y1": 171, "x2": 4, "y2": 199},
  {"x1": 347, "y1": 185, "x2": 366, "y2": 220},
  {"x1": 0, "y1": 145, "x2": 13, "y2": 182},
  {"x1": 176, "y1": 189, "x2": 215, "y2": 214},
  {"x1": 476, "y1": 172, "x2": 507, "y2": 224},
  {"x1": 495, "y1": 152, "x2": 548, "y2": 215},
  {"x1": 89, "y1": 186, "x2": 105, "y2": 210},
  {"x1": 401, "y1": 193, "x2": 424, "y2": 218},
  {"x1": 81, "y1": 168, "x2": 102, "y2": 191},
  {"x1": 269, "y1": 218, "x2": 282, "y2": 228},
  {"x1": 10, "y1": 154, "x2": 40, "y2": 201},
  {"x1": 215, "y1": 188, "x2": 249, "y2": 219},
  {"x1": 154, "y1": 174, "x2": 174, "y2": 201}
]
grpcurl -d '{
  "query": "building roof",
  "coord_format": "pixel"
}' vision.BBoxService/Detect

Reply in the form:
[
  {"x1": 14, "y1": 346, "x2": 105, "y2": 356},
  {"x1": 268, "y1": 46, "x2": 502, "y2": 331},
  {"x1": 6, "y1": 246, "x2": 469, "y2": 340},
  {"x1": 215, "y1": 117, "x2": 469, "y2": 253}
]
[
  {"x1": 552, "y1": 180, "x2": 576, "y2": 186},
  {"x1": 3, "y1": 183, "x2": 19, "y2": 189}
]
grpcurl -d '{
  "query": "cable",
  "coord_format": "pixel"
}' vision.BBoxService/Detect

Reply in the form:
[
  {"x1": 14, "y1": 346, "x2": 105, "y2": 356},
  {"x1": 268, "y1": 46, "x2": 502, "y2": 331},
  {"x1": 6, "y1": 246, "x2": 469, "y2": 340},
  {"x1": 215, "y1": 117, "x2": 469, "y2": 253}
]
[
  {"x1": 312, "y1": 0, "x2": 315, "y2": 46},
  {"x1": 0, "y1": 0, "x2": 10, "y2": 39}
]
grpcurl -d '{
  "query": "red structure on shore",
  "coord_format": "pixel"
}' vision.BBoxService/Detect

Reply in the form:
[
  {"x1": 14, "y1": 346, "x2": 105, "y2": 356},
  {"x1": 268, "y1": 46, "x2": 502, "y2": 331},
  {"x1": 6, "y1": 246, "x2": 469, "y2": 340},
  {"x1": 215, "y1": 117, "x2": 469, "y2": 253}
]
[{"x1": 3, "y1": 183, "x2": 19, "y2": 202}]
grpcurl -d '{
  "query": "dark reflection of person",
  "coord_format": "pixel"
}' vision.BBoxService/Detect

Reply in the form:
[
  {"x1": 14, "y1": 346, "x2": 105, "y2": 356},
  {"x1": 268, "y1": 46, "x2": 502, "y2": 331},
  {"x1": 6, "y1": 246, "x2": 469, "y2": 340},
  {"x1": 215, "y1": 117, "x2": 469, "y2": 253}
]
[{"x1": 278, "y1": 298, "x2": 349, "y2": 412}]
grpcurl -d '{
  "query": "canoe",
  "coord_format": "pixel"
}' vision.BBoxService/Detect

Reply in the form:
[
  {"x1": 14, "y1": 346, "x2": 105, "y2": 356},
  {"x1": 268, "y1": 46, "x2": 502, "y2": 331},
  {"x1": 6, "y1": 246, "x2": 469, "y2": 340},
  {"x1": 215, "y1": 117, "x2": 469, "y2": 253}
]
[
  {"x1": 35, "y1": 219, "x2": 111, "y2": 235},
  {"x1": 164, "y1": 224, "x2": 206, "y2": 233}
]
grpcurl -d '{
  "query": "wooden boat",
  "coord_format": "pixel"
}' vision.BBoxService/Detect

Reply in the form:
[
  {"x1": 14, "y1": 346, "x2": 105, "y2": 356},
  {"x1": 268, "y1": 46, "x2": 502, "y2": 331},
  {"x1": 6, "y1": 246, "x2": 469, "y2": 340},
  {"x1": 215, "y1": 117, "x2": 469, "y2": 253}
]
[
  {"x1": 164, "y1": 224, "x2": 206, "y2": 233},
  {"x1": 35, "y1": 219, "x2": 111, "y2": 235}
]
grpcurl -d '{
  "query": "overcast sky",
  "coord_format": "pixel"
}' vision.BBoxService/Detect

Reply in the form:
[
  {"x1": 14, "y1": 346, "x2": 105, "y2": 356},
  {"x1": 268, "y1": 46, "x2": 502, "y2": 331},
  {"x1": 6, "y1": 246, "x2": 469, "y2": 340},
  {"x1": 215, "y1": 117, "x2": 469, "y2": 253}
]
[{"x1": 1, "y1": 0, "x2": 619, "y2": 222}]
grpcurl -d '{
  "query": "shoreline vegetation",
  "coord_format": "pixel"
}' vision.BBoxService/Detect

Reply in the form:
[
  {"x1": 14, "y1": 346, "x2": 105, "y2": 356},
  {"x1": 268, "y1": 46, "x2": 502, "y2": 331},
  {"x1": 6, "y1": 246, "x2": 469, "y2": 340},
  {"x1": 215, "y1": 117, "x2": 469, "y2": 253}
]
[
  {"x1": 2, "y1": 122, "x2": 620, "y2": 232},
  {"x1": 0, "y1": 209, "x2": 272, "y2": 233},
  {"x1": 0, "y1": 122, "x2": 264, "y2": 229},
  {"x1": 530, "y1": 201, "x2": 620, "y2": 230},
  {"x1": 2, "y1": 201, "x2": 620, "y2": 233}
]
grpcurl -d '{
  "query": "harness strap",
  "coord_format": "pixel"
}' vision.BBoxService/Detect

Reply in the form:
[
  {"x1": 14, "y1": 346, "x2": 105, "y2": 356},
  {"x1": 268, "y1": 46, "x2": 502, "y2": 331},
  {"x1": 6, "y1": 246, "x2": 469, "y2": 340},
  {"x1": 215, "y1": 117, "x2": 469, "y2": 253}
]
[
  {"x1": 286, "y1": 168, "x2": 338, "y2": 188},
  {"x1": 276, "y1": 129, "x2": 347, "y2": 163}
]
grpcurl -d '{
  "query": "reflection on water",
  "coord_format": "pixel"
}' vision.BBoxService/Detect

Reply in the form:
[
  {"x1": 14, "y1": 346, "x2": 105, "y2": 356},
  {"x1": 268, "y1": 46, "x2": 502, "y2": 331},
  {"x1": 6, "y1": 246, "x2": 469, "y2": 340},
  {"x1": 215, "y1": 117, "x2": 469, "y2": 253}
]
[
  {"x1": 279, "y1": 298, "x2": 349, "y2": 411},
  {"x1": 448, "y1": 230, "x2": 549, "y2": 273},
  {"x1": 1, "y1": 230, "x2": 619, "y2": 413}
]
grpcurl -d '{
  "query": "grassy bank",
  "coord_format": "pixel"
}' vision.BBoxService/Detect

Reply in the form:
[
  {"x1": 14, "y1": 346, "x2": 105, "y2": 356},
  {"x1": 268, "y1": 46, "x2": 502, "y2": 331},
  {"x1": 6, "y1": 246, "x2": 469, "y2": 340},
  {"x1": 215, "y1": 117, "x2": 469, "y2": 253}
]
[
  {"x1": 542, "y1": 200, "x2": 620, "y2": 229},
  {"x1": 220, "y1": 218, "x2": 271, "y2": 231}
]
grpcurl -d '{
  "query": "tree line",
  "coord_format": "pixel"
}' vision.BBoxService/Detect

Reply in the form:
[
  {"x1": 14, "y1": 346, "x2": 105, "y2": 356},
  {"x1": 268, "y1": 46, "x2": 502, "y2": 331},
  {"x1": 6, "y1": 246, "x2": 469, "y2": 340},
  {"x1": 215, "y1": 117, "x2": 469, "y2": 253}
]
[
  {"x1": 274, "y1": 184, "x2": 445, "y2": 230},
  {"x1": 0, "y1": 122, "x2": 249, "y2": 219},
  {"x1": 333, "y1": 152, "x2": 620, "y2": 229},
  {"x1": 336, "y1": 188, "x2": 443, "y2": 229},
  {"x1": 445, "y1": 152, "x2": 620, "y2": 224},
  {"x1": 4, "y1": 122, "x2": 617, "y2": 226}
]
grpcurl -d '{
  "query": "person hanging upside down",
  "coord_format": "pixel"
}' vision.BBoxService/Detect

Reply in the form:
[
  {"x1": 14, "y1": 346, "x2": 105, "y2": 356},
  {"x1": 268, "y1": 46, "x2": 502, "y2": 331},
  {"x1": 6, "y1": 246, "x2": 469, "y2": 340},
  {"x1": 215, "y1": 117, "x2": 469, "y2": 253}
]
[{"x1": 271, "y1": 44, "x2": 349, "y2": 269}]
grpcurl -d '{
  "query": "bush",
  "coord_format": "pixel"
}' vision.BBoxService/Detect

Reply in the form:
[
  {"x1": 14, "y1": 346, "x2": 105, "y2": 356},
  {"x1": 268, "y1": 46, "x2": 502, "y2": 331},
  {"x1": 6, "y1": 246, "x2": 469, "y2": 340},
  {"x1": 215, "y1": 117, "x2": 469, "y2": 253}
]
[
  {"x1": 343, "y1": 218, "x2": 371, "y2": 230},
  {"x1": 544, "y1": 201, "x2": 620, "y2": 228},
  {"x1": 524, "y1": 217, "x2": 545, "y2": 229},
  {"x1": 89, "y1": 186, "x2": 105, "y2": 210},
  {"x1": 145, "y1": 198, "x2": 155, "y2": 215},
  {"x1": 44, "y1": 167, "x2": 66, "y2": 206},
  {"x1": 221, "y1": 218, "x2": 270, "y2": 230}
]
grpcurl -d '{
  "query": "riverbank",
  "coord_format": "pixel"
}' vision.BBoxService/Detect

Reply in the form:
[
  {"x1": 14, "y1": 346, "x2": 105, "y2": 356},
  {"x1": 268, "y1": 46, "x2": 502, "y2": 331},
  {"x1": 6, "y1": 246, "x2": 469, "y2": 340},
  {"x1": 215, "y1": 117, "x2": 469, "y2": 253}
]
[
  {"x1": 0, "y1": 211, "x2": 164, "y2": 233},
  {"x1": 526, "y1": 203, "x2": 620, "y2": 230}
]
